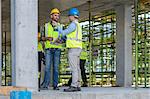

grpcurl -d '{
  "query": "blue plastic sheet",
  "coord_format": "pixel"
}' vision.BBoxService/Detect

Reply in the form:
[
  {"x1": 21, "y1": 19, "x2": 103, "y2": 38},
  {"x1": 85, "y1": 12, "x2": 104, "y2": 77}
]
[{"x1": 10, "y1": 91, "x2": 31, "y2": 99}]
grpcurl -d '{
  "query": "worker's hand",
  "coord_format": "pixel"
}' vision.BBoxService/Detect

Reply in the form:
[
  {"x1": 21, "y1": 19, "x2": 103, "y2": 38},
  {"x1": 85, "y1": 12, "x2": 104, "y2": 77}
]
[
  {"x1": 46, "y1": 37, "x2": 53, "y2": 41},
  {"x1": 41, "y1": 37, "x2": 53, "y2": 41},
  {"x1": 38, "y1": 37, "x2": 41, "y2": 42},
  {"x1": 55, "y1": 38, "x2": 64, "y2": 44},
  {"x1": 41, "y1": 37, "x2": 46, "y2": 41}
]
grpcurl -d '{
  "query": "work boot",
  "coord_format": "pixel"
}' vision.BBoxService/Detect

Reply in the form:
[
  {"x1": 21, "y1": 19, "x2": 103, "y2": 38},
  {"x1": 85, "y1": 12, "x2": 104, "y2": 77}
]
[
  {"x1": 82, "y1": 83, "x2": 88, "y2": 87},
  {"x1": 40, "y1": 86, "x2": 48, "y2": 90},
  {"x1": 77, "y1": 87, "x2": 81, "y2": 91},
  {"x1": 64, "y1": 86, "x2": 81, "y2": 92},
  {"x1": 53, "y1": 86, "x2": 59, "y2": 90}
]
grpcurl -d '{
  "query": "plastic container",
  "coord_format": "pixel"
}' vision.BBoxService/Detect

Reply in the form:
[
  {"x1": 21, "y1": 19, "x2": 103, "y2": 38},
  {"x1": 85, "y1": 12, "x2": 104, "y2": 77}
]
[{"x1": 10, "y1": 91, "x2": 31, "y2": 99}]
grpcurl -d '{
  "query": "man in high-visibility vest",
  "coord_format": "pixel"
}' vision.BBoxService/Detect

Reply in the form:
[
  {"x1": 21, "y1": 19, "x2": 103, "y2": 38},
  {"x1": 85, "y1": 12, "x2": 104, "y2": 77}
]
[
  {"x1": 79, "y1": 42, "x2": 88, "y2": 86},
  {"x1": 38, "y1": 31, "x2": 45, "y2": 91},
  {"x1": 58, "y1": 8, "x2": 82, "y2": 92},
  {"x1": 67, "y1": 42, "x2": 88, "y2": 87},
  {"x1": 40, "y1": 8, "x2": 62, "y2": 90}
]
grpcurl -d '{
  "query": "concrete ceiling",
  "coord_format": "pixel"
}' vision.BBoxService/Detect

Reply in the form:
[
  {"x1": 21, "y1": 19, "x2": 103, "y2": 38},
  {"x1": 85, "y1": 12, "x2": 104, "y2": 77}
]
[
  {"x1": 39, "y1": 0, "x2": 134, "y2": 24},
  {"x1": 39, "y1": 0, "x2": 91, "y2": 24},
  {"x1": 1, "y1": 0, "x2": 135, "y2": 52}
]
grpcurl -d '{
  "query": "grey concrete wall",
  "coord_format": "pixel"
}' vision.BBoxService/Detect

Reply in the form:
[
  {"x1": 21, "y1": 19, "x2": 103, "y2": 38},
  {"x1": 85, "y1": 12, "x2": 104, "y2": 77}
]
[
  {"x1": 11, "y1": 0, "x2": 38, "y2": 91},
  {"x1": 115, "y1": 4, "x2": 132, "y2": 87}
]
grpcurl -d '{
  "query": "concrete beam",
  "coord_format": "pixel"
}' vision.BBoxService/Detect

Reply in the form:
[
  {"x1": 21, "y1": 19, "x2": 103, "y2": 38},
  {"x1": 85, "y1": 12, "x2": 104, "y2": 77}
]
[
  {"x1": 115, "y1": 4, "x2": 132, "y2": 87},
  {"x1": 11, "y1": 0, "x2": 38, "y2": 91}
]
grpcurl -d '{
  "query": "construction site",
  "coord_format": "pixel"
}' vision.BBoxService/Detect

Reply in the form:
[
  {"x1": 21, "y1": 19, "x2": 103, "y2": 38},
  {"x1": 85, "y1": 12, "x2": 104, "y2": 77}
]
[{"x1": 0, "y1": 0, "x2": 150, "y2": 99}]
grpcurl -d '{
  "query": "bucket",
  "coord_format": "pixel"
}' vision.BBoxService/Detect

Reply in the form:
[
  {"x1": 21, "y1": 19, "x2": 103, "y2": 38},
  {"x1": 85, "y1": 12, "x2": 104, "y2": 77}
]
[{"x1": 10, "y1": 91, "x2": 31, "y2": 99}]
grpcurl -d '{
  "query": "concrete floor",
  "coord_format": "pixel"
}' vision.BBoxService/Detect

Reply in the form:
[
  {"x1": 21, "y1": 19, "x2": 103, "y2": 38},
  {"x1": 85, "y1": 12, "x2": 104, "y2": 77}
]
[{"x1": 0, "y1": 87, "x2": 150, "y2": 99}]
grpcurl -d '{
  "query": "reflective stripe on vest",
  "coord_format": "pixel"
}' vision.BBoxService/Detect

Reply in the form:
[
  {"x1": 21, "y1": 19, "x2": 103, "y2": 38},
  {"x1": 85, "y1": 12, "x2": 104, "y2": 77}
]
[
  {"x1": 38, "y1": 42, "x2": 44, "y2": 52},
  {"x1": 44, "y1": 22, "x2": 62, "y2": 49},
  {"x1": 66, "y1": 21, "x2": 82, "y2": 48}
]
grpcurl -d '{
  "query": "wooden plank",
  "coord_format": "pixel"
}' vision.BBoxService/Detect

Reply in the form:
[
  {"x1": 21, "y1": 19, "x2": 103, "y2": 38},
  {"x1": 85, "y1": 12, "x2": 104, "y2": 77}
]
[{"x1": 0, "y1": 86, "x2": 27, "y2": 96}]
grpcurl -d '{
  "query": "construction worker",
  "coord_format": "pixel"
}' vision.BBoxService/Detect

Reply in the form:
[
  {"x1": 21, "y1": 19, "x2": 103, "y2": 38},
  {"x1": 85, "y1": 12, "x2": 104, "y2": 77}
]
[
  {"x1": 58, "y1": 8, "x2": 82, "y2": 92},
  {"x1": 40, "y1": 8, "x2": 63, "y2": 90},
  {"x1": 67, "y1": 42, "x2": 88, "y2": 87},
  {"x1": 38, "y1": 31, "x2": 45, "y2": 91}
]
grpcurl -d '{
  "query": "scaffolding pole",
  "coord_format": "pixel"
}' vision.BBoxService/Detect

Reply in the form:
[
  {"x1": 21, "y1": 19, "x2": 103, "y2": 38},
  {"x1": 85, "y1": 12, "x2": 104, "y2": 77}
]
[
  {"x1": 4, "y1": 31, "x2": 6, "y2": 86},
  {"x1": 134, "y1": 0, "x2": 139, "y2": 89},
  {"x1": 0, "y1": 0, "x2": 1, "y2": 86},
  {"x1": 88, "y1": 0, "x2": 92, "y2": 86},
  {"x1": 144, "y1": 11, "x2": 147, "y2": 88}
]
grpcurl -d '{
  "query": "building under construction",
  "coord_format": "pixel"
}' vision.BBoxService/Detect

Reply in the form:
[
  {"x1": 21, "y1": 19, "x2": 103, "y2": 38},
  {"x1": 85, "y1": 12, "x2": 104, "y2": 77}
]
[{"x1": 0, "y1": 0, "x2": 150, "y2": 99}]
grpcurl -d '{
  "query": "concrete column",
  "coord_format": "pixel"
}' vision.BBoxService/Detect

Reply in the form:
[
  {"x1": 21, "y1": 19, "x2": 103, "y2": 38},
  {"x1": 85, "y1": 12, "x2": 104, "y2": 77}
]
[
  {"x1": 11, "y1": 0, "x2": 38, "y2": 91},
  {"x1": 0, "y1": 0, "x2": 1, "y2": 86},
  {"x1": 115, "y1": 4, "x2": 132, "y2": 87}
]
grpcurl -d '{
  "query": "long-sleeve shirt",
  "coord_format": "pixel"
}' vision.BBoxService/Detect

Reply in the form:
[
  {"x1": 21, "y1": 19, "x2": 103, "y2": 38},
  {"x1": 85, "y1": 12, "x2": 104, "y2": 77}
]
[{"x1": 58, "y1": 20, "x2": 78, "y2": 37}]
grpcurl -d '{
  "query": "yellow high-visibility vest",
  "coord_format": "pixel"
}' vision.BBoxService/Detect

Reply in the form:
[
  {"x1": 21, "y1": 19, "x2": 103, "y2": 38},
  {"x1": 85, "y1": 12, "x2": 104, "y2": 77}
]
[
  {"x1": 44, "y1": 22, "x2": 62, "y2": 49},
  {"x1": 80, "y1": 51, "x2": 88, "y2": 60},
  {"x1": 66, "y1": 21, "x2": 82, "y2": 48},
  {"x1": 38, "y1": 32, "x2": 44, "y2": 52},
  {"x1": 38, "y1": 42, "x2": 44, "y2": 52},
  {"x1": 80, "y1": 42, "x2": 88, "y2": 60}
]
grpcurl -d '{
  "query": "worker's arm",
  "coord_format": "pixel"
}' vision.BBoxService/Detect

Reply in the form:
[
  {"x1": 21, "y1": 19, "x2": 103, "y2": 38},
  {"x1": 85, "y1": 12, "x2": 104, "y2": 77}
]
[
  {"x1": 57, "y1": 22, "x2": 76, "y2": 37},
  {"x1": 41, "y1": 37, "x2": 53, "y2": 41},
  {"x1": 38, "y1": 37, "x2": 41, "y2": 42}
]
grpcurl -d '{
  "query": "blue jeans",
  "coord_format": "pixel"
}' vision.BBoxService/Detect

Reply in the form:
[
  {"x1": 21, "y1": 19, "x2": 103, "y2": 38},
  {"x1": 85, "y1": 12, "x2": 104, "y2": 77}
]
[{"x1": 41, "y1": 48, "x2": 61, "y2": 88}]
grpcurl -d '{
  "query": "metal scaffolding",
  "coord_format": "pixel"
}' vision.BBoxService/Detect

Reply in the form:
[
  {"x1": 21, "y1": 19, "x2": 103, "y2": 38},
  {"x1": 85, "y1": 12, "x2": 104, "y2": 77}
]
[
  {"x1": 1, "y1": 0, "x2": 149, "y2": 88},
  {"x1": 59, "y1": 5, "x2": 150, "y2": 87},
  {"x1": 132, "y1": 0, "x2": 150, "y2": 88}
]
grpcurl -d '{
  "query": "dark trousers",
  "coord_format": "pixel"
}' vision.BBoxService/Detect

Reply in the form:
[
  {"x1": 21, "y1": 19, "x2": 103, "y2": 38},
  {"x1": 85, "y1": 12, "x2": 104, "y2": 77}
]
[
  {"x1": 68, "y1": 59, "x2": 87, "y2": 86},
  {"x1": 38, "y1": 51, "x2": 45, "y2": 91}
]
